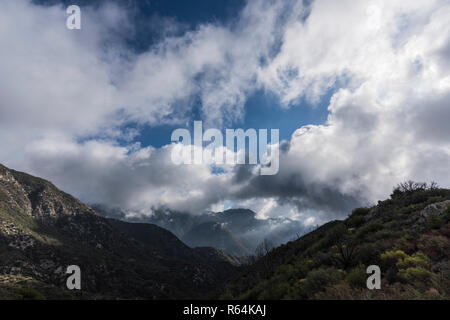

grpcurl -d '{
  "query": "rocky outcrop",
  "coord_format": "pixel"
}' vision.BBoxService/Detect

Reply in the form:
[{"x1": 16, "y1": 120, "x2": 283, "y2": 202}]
[{"x1": 420, "y1": 200, "x2": 450, "y2": 219}]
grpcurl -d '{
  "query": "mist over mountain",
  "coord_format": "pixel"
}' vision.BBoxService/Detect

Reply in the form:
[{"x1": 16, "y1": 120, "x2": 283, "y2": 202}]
[
  {"x1": 0, "y1": 163, "x2": 238, "y2": 299},
  {"x1": 3, "y1": 0, "x2": 450, "y2": 230},
  {"x1": 92, "y1": 205, "x2": 315, "y2": 256},
  {"x1": 1, "y1": 0, "x2": 449, "y2": 305},
  {"x1": 1, "y1": 163, "x2": 450, "y2": 300},
  {"x1": 224, "y1": 185, "x2": 450, "y2": 300}
]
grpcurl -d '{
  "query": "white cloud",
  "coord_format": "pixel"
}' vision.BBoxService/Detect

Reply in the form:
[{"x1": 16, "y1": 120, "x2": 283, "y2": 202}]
[
  {"x1": 24, "y1": 137, "x2": 236, "y2": 213},
  {"x1": 1, "y1": 0, "x2": 450, "y2": 223},
  {"x1": 262, "y1": 0, "x2": 450, "y2": 203}
]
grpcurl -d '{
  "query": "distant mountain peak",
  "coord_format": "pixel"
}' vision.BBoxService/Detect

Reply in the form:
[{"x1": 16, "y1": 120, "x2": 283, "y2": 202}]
[
  {"x1": 0, "y1": 163, "x2": 238, "y2": 299},
  {"x1": 221, "y1": 208, "x2": 257, "y2": 217}
]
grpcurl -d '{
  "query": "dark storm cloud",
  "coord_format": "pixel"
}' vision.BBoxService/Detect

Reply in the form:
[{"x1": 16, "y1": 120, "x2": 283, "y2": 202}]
[{"x1": 231, "y1": 163, "x2": 365, "y2": 219}]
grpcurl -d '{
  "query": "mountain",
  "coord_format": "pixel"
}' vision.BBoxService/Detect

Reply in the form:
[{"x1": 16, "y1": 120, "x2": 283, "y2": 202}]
[
  {"x1": 222, "y1": 186, "x2": 450, "y2": 299},
  {"x1": 181, "y1": 221, "x2": 251, "y2": 256},
  {"x1": 107, "y1": 218, "x2": 241, "y2": 266},
  {"x1": 0, "y1": 164, "x2": 238, "y2": 299},
  {"x1": 93, "y1": 206, "x2": 312, "y2": 257},
  {"x1": 2, "y1": 163, "x2": 449, "y2": 300}
]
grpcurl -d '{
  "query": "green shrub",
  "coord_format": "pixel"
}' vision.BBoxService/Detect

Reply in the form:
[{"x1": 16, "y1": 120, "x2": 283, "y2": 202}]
[
  {"x1": 16, "y1": 288, "x2": 46, "y2": 300},
  {"x1": 347, "y1": 208, "x2": 370, "y2": 228},
  {"x1": 301, "y1": 268, "x2": 344, "y2": 297},
  {"x1": 395, "y1": 235, "x2": 418, "y2": 254},
  {"x1": 356, "y1": 222, "x2": 383, "y2": 240},
  {"x1": 356, "y1": 243, "x2": 383, "y2": 265},
  {"x1": 396, "y1": 252, "x2": 430, "y2": 270},
  {"x1": 314, "y1": 282, "x2": 362, "y2": 300},
  {"x1": 372, "y1": 229, "x2": 398, "y2": 240},
  {"x1": 398, "y1": 267, "x2": 431, "y2": 282},
  {"x1": 260, "y1": 282, "x2": 290, "y2": 300},
  {"x1": 352, "y1": 207, "x2": 371, "y2": 216},
  {"x1": 345, "y1": 265, "x2": 367, "y2": 288},
  {"x1": 347, "y1": 215, "x2": 366, "y2": 228},
  {"x1": 293, "y1": 259, "x2": 316, "y2": 278},
  {"x1": 220, "y1": 290, "x2": 234, "y2": 300},
  {"x1": 418, "y1": 234, "x2": 449, "y2": 260},
  {"x1": 273, "y1": 264, "x2": 296, "y2": 282},
  {"x1": 380, "y1": 250, "x2": 408, "y2": 266}
]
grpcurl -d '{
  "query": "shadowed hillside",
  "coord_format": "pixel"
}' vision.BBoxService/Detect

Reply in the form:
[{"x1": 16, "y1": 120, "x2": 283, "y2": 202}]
[
  {"x1": 0, "y1": 164, "x2": 238, "y2": 299},
  {"x1": 223, "y1": 184, "x2": 450, "y2": 299},
  {"x1": 2, "y1": 162, "x2": 449, "y2": 300},
  {"x1": 93, "y1": 206, "x2": 313, "y2": 257}
]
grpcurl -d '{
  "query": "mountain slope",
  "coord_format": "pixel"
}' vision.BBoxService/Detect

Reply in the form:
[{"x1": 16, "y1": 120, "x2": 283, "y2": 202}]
[
  {"x1": 0, "y1": 164, "x2": 238, "y2": 299},
  {"x1": 182, "y1": 221, "x2": 252, "y2": 256},
  {"x1": 223, "y1": 186, "x2": 450, "y2": 299},
  {"x1": 108, "y1": 218, "x2": 241, "y2": 266},
  {"x1": 94, "y1": 206, "x2": 312, "y2": 256}
]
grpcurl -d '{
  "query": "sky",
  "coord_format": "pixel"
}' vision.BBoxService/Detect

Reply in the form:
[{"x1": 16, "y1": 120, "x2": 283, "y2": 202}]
[{"x1": 1, "y1": 0, "x2": 450, "y2": 226}]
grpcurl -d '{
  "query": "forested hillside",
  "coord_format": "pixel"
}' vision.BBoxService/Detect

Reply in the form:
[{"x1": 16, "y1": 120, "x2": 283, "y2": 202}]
[{"x1": 223, "y1": 183, "x2": 450, "y2": 299}]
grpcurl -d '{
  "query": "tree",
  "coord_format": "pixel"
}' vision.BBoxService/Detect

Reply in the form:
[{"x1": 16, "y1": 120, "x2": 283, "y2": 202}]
[
  {"x1": 328, "y1": 224, "x2": 358, "y2": 269},
  {"x1": 255, "y1": 238, "x2": 274, "y2": 259},
  {"x1": 397, "y1": 180, "x2": 427, "y2": 193},
  {"x1": 391, "y1": 180, "x2": 432, "y2": 198},
  {"x1": 255, "y1": 239, "x2": 275, "y2": 278}
]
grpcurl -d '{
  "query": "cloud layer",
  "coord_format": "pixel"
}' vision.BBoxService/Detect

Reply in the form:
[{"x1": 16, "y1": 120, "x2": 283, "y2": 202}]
[{"x1": 1, "y1": 0, "x2": 450, "y2": 225}]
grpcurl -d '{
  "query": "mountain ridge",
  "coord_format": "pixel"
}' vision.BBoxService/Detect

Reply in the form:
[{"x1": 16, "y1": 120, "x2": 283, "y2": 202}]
[
  {"x1": 223, "y1": 185, "x2": 450, "y2": 299},
  {"x1": 93, "y1": 205, "x2": 313, "y2": 256},
  {"x1": 0, "y1": 163, "x2": 239, "y2": 299},
  {"x1": 2, "y1": 163, "x2": 449, "y2": 300}
]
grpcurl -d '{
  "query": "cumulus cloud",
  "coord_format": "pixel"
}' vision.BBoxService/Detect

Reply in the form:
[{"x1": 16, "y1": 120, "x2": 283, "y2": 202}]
[
  {"x1": 1, "y1": 0, "x2": 450, "y2": 225},
  {"x1": 253, "y1": 0, "x2": 450, "y2": 212},
  {"x1": 23, "y1": 138, "x2": 235, "y2": 213}
]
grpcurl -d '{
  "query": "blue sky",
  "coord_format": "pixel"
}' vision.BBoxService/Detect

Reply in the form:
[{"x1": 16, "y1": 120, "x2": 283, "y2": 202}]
[
  {"x1": 3, "y1": 0, "x2": 449, "y2": 222},
  {"x1": 37, "y1": 0, "x2": 246, "y2": 50},
  {"x1": 34, "y1": 0, "x2": 334, "y2": 155},
  {"x1": 58, "y1": 0, "x2": 329, "y2": 148},
  {"x1": 35, "y1": 0, "x2": 331, "y2": 148},
  {"x1": 136, "y1": 89, "x2": 331, "y2": 148}
]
